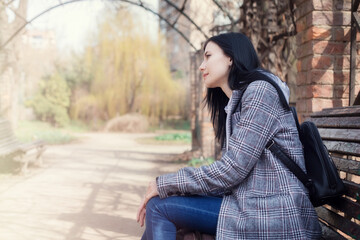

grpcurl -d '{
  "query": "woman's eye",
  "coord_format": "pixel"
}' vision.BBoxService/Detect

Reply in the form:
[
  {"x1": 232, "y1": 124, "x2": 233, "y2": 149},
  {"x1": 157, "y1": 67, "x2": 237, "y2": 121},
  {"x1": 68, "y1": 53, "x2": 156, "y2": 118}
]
[{"x1": 205, "y1": 54, "x2": 211, "y2": 58}]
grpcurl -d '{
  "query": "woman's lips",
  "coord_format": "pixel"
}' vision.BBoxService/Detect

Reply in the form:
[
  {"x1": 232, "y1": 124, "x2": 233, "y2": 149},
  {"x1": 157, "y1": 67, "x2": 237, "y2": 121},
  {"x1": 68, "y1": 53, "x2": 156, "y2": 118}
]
[{"x1": 203, "y1": 73, "x2": 209, "y2": 78}]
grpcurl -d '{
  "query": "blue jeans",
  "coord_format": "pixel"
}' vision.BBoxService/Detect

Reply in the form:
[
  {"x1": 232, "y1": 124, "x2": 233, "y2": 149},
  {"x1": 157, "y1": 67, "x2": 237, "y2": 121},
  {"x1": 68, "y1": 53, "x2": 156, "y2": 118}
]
[{"x1": 141, "y1": 195, "x2": 223, "y2": 240}]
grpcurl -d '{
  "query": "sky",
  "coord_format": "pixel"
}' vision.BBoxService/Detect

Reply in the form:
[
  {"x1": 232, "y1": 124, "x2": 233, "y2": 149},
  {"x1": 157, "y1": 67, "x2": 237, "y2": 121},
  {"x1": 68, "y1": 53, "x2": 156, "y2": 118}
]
[{"x1": 24, "y1": 0, "x2": 159, "y2": 53}]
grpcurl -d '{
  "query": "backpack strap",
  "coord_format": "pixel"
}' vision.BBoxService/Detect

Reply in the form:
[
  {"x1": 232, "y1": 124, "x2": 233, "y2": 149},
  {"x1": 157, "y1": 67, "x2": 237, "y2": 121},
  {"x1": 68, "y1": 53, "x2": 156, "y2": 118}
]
[
  {"x1": 266, "y1": 140, "x2": 313, "y2": 189},
  {"x1": 265, "y1": 97, "x2": 313, "y2": 190},
  {"x1": 290, "y1": 106, "x2": 301, "y2": 132}
]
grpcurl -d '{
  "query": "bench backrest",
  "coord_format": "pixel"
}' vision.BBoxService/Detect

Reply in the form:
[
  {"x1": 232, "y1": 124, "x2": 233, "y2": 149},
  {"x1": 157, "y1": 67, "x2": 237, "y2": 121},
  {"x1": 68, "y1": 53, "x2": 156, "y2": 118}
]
[
  {"x1": 0, "y1": 119, "x2": 21, "y2": 157},
  {"x1": 310, "y1": 106, "x2": 360, "y2": 239}
]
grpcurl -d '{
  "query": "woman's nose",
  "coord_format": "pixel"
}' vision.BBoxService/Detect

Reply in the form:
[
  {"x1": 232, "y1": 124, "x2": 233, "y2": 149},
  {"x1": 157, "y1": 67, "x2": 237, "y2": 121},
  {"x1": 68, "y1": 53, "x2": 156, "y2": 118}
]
[{"x1": 199, "y1": 61, "x2": 205, "y2": 72}]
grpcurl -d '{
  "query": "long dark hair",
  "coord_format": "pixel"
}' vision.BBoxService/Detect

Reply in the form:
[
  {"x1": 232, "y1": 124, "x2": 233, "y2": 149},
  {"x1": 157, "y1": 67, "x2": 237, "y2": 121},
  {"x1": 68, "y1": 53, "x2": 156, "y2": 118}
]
[{"x1": 204, "y1": 32, "x2": 274, "y2": 146}]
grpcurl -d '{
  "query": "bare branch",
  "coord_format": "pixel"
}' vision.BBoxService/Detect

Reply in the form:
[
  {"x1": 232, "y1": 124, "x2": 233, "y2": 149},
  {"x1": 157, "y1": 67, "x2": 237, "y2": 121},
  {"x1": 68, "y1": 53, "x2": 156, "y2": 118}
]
[
  {"x1": 289, "y1": 0, "x2": 297, "y2": 33},
  {"x1": 4, "y1": 4, "x2": 27, "y2": 23},
  {"x1": 211, "y1": 0, "x2": 235, "y2": 25},
  {"x1": 162, "y1": 0, "x2": 208, "y2": 39},
  {"x1": 3, "y1": 0, "x2": 17, "y2": 7},
  {"x1": 269, "y1": 30, "x2": 296, "y2": 45},
  {"x1": 170, "y1": 0, "x2": 187, "y2": 26},
  {"x1": 133, "y1": 0, "x2": 197, "y2": 50}
]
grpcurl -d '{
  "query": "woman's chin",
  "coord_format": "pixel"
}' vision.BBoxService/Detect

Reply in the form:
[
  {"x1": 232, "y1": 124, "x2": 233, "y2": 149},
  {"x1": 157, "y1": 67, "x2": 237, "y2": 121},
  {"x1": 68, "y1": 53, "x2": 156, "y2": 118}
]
[{"x1": 204, "y1": 81, "x2": 215, "y2": 88}]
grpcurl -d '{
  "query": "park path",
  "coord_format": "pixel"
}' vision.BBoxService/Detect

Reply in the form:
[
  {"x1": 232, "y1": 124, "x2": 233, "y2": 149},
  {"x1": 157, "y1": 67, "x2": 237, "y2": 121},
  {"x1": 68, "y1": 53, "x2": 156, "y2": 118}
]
[{"x1": 0, "y1": 132, "x2": 190, "y2": 240}]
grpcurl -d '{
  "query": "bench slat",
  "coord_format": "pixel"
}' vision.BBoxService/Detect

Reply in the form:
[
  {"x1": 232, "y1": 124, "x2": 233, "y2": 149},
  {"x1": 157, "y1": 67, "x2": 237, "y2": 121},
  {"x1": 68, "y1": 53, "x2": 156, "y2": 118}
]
[
  {"x1": 0, "y1": 140, "x2": 22, "y2": 153},
  {"x1": 316, "y1": 206, "x2": 360, "y2": 239},
  {"x1": 327, "y1": 197, "x2": 360, "y2": 221},
  {"x1": 318, "y1": 128, "x2": 360, "y2": 142},
  {"x1": 311, "y1": 106, "x2": 360, "y2": 117},
  {"x1": 324, "y1": 140, "x2": 360, "y2": 157},
  {"x1": 0, "y1": 147, "x2": 23, "y2": 157},
  {"x1": 0, "y1": 137, "x2": 18, "y2": 146},
  {"x1": 343, "y1": 180, "x2": 360, "y2": 200},
  {"x1": 20, "y1": 141, "x2": 45, "y2": 152},
  {"x1": 311, "y1": 117, "x2": 360, "y2": 129},
  {"x1": 332, "y1": 156, "x2": 360, "y2": 176},
  {"x1": 319, "y1": 222, "x2": 348, "y2": 240}
]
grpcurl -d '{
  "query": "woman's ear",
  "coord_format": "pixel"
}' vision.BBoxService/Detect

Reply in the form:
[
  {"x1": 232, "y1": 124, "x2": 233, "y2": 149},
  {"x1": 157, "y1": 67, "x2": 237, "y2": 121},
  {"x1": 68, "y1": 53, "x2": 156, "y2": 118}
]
[{"x1": 229, "y1": 58, "x2": 233, "y2": 66}]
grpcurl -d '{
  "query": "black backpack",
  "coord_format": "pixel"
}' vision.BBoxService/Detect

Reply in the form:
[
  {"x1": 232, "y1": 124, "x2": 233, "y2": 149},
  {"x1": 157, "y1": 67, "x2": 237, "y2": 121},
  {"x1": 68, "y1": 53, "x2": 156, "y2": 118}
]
[
  {"x1": 242, "y1": 77, "x2": 346, "y2": 207},
  {"x1": 266, "y1": 107, "x2": 346, "y2": 207}
]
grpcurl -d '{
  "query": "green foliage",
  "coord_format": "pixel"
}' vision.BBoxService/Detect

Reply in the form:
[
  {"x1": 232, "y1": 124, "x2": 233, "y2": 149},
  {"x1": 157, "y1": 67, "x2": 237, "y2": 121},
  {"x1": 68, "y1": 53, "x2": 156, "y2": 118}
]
[
  {"x1": 173, "y1": 70, "x2": 184, "y2": 80},
  {"x1": 136, "y1": 131, "x2": 191, "y2": 145},
  {"x1": 162, "y1": 119, "x2": 190, "y2": 130},
  {"x1": 187, "y1": 157, "x2": 215, "y2": 168},
  {"x1": 27, "y1": 73, "x2": 71, "y2": 127},
  {"x1": 14, "y1": 120, "x2": 80, "y2": 144},
  {"x1": 155, "y1": 132, "x2": 191, "y2": 143}
]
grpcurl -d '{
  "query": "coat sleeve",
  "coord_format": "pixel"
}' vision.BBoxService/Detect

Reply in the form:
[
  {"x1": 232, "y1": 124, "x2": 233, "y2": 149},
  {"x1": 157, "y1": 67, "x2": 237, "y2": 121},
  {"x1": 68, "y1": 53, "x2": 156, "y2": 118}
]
[{"x1": 156, "y1": 81, "x2": 281, "y2": 198}]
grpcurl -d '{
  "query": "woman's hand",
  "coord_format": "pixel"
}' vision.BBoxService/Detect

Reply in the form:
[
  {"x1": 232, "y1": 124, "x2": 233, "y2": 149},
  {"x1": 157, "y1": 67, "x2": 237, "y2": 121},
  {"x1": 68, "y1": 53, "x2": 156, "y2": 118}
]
[{"x1": 136, "y1": 179, "x2": 159, "y2": 227}]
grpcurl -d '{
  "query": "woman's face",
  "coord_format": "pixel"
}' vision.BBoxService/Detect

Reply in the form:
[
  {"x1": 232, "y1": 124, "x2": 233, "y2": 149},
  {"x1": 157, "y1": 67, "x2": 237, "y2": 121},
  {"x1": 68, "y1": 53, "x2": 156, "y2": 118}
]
[{"x1": 199, "y1": 41, "x2": 232, "y2": 89}]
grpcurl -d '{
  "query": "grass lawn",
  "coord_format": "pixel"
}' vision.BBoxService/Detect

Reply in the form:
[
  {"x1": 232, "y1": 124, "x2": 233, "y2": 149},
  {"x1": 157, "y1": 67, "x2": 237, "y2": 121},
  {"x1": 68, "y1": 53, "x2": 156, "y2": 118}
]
[
  {"x1": 136, "y1": 131, "x2": 191, "y2": 145},
  {"x1": 14, "y1": 120, "x2": 88, "y2": 145}
]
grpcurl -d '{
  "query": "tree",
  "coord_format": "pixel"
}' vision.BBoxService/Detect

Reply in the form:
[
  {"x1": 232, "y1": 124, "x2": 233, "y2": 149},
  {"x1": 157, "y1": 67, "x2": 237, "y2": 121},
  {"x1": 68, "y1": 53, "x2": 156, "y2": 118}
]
[
  {"x1": 70, "y1": 8, "x2": 185, "y2": 124},
  {"x1": 0, "y1": 0, "x2": 28, "y2": 125},
  {"x1": 27, "y1": 73, "x2": 71, "y2": 127}
]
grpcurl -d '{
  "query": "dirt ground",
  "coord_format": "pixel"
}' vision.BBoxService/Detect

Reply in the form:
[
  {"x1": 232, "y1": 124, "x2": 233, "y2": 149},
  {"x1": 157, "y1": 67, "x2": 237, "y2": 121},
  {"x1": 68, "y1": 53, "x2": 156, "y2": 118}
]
[{"x1": 0, "y1": 132, "x2": 190, "y2": 240}]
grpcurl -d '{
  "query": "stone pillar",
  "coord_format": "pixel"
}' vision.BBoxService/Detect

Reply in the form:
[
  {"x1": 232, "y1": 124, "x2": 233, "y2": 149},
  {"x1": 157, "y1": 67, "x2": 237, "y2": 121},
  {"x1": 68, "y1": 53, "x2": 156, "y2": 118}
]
[{"x1": 295, "y1": 0, "x2": 359, "y2": 121}]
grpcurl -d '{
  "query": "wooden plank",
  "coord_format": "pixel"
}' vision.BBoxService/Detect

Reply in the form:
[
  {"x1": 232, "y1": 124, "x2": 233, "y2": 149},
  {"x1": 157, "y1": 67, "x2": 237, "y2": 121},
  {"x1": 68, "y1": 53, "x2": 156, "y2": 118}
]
[
  {"x1": 316, "y1": 207, "x2": 360, "y2": 239},
  {"x1": 324, "y1": 140, "x2": 360, "y2": 157},
  {"x1": 332, "y1": 156, "x2": 360, "y2": 176},
  {"x1": 318, "y1": 128, "x2": 360, "y2": 142},
  {"x1": 20, "y1": 141, "x2": 45, "y2": 152},
  {"x1": 311, "y1": 106, "x2": 360, "y2": 117},
  {"x1": 327, "y1": 196, "x2": 360, "y2": 220},
  {"x1": 0, "y1": 135, "x2": 17, "y2": 145},
  {"x1": 319, "y1": 222, "x2": 348, "y2": 240},
  {"x1": 0, "y1": 140, "x2": 21, "y2": 153},
  {"x1": 310, "y1": 117, "x2": 360, "y2": 128},
  {"x1": 343, "y1": 180, "x2": 360, "y2": 201}
]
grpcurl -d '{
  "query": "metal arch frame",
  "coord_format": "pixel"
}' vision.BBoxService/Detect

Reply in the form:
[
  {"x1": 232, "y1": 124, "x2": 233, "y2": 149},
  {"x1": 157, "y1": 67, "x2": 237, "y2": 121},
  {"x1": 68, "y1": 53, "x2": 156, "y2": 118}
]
[{"x1": 0, "y1": 0, "x2": 204, "y2": 51}]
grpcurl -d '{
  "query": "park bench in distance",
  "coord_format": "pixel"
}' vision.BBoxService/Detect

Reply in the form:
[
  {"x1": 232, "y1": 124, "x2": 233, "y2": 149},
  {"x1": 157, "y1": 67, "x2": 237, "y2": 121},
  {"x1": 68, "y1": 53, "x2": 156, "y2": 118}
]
[
  {"x1": 177, "y1": 105, "x2": 360, "y2": 240},
  {"x1": 0, "y1": 118, "x2": 46, "y2": 174},
  {"x1": 309, "y1": 105, "x2": 360, "y2": 239}
]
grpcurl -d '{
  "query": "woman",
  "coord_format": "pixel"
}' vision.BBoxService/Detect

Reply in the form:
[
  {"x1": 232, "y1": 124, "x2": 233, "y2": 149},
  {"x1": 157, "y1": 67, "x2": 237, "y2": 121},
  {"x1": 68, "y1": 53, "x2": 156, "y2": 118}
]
[{"x1": 137, "y1": 32, "x2": 321, "y2": 240}]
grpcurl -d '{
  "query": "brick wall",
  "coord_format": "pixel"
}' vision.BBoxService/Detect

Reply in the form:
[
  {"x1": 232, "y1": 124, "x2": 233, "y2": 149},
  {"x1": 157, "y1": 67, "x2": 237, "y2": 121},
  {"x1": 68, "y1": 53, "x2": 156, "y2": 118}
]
[{"x1": 295, "y1": 0, "x2": 359, "y2": 121}]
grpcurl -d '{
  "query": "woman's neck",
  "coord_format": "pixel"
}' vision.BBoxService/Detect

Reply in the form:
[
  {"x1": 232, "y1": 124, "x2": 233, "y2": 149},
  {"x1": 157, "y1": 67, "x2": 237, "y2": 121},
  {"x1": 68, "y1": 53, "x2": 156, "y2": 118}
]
[{"x1": 221, "y1": 84, "x2": 232, "y2": 99}]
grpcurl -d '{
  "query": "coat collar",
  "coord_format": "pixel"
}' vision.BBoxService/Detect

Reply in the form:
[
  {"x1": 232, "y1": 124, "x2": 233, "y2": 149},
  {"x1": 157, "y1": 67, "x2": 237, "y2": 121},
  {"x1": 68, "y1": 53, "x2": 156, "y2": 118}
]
[{"x1": 225, "y1": 89, "x2": 245, "y2": 151}]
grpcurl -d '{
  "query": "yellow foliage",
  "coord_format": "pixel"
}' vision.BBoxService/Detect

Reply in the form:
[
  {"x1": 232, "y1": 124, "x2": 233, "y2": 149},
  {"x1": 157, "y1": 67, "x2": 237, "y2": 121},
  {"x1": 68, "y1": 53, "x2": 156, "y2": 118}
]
[{"x1": 71, "y1": 8, "x2": 185, "y2": 123}]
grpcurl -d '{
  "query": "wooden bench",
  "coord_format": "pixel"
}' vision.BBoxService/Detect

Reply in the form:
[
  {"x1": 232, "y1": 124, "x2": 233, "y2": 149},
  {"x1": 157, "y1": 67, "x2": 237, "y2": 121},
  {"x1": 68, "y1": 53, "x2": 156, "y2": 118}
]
[
  {"x1": 309, "y1": 105, "x2": 360, "y2": 239},
  {"x1": 0, "y1": 118, "x2": 46, "y2": 174}
]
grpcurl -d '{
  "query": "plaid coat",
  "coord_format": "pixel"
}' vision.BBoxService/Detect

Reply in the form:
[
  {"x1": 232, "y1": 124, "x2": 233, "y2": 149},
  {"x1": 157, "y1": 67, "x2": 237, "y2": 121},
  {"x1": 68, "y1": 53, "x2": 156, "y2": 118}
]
[{"x1": 157, "y1": 80, "x2": 322, "y2": 239}]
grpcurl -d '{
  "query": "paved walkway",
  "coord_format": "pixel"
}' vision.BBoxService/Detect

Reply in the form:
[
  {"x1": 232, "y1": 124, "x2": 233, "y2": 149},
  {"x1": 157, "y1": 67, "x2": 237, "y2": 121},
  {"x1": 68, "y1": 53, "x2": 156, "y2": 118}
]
[{"x1": 0, "y1": 132, "x2": 190, "y2": 240}]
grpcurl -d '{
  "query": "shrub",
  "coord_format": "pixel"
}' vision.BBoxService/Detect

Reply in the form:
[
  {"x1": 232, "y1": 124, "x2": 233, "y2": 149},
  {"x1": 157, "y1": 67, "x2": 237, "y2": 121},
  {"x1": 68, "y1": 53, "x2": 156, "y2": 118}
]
[
  {"x1": 27, "y1": 73, "x2": 70, "y2": 127},
  {"x1": 104, "y1": 113, "x2": 149, "y2": 132},
  {"x1": 187, "y1": 157, "x2": 215, "y2": 168}
]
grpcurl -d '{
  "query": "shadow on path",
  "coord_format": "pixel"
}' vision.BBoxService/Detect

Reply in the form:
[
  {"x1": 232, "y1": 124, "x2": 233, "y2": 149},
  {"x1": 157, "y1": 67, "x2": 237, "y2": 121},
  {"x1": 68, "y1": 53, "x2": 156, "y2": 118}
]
[{"x1": 0, "y1": 132, "x2": 190, "y2": 240}]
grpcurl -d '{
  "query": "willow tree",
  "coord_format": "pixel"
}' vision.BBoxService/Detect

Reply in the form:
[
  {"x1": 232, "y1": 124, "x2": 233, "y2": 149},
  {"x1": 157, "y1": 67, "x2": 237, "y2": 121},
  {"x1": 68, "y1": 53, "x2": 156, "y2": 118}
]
[{"x1": 71, "y1": 8, "x2": 185, "y2": 123}]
